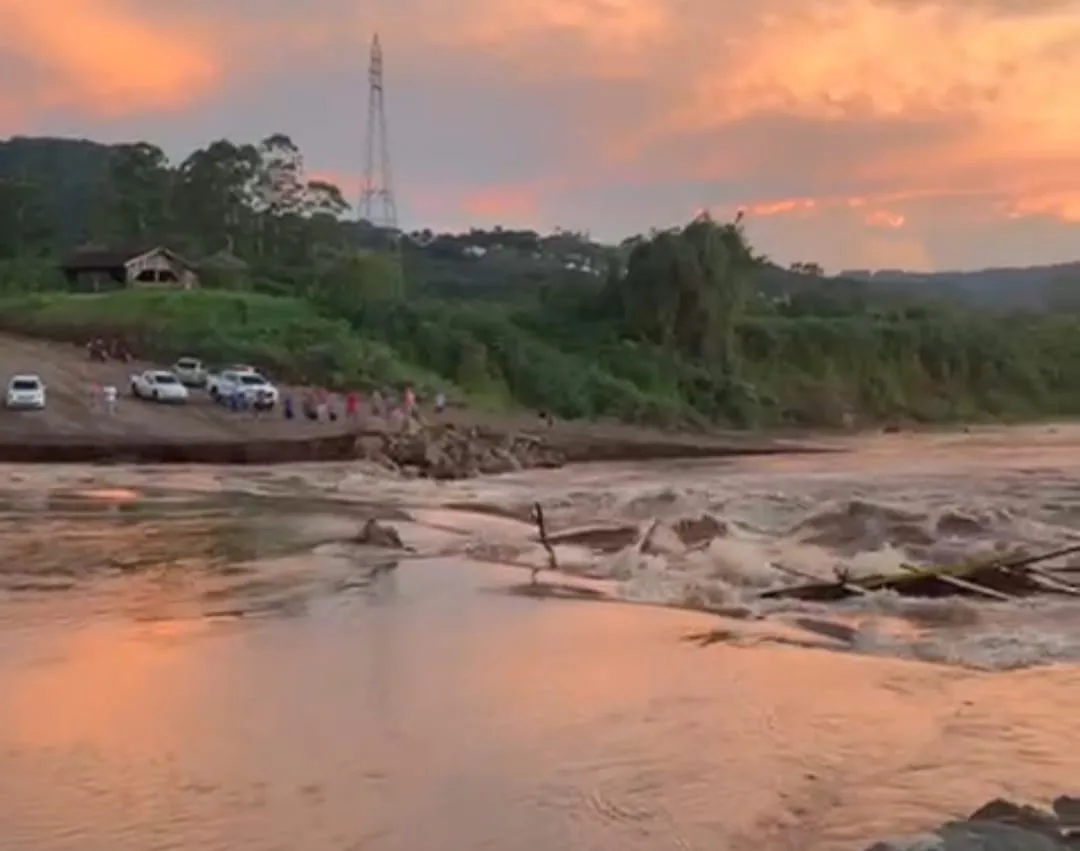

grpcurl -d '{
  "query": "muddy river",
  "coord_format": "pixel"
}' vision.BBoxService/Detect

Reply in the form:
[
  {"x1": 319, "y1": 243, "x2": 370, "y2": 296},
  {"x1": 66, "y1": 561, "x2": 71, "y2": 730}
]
[{"x1": 1, "y1": 425, "x2": 1079, "y2": 850}]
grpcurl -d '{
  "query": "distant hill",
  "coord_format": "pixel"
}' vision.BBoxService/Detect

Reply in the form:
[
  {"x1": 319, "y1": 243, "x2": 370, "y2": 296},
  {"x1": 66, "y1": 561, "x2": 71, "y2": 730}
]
[
  {"x1": 840, "y1": 264, "x2": 1080, "y2": 311},
  {"x1": 2, "y1": 134, "x2": 1078, "y2": 312}
]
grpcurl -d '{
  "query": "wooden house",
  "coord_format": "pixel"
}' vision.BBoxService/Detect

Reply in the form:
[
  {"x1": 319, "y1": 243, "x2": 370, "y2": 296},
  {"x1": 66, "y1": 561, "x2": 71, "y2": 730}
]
[{"x1": 60, "y1": 246, "x2": 199, "y2": 291}]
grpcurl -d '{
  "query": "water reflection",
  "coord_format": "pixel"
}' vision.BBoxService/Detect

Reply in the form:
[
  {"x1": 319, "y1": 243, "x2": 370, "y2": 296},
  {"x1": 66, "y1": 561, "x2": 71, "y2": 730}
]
[
  {"x1": 1, "y1": 619, "x2": 213, "y2": 750},
  {"x1": 0, "y1": 559, "x2": 1077, "y2": 851}
]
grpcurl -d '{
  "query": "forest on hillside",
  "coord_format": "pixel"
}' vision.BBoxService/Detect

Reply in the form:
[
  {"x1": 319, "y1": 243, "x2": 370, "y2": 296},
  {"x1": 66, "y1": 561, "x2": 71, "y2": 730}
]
[{"x1": 1, "y1": 133, "x2": 1080, "y2": 427}]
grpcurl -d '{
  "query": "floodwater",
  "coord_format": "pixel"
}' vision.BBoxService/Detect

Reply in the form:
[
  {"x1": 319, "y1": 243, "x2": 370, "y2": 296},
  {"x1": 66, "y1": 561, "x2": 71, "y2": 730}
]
[{"x1": 1, "y1": 424, "x2": 1080, "y2": 850}]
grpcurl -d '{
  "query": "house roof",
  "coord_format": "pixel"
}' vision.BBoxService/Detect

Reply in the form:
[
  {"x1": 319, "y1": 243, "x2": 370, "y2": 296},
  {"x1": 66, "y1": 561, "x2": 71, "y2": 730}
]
[{"x1": 61, "y1": 245, "x2": 198, "y2": 272}]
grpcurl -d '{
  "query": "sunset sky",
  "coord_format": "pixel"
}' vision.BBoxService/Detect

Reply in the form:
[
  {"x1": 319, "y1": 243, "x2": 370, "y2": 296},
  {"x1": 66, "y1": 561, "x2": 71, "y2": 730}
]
[{"x1": 3, "y1": 0, "x2": 1080, "y2": 271}]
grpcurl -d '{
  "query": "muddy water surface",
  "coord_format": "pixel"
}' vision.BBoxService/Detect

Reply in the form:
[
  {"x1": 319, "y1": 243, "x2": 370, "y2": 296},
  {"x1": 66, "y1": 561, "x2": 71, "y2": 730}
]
[{"x1": 1, "y1": 425, "x2": 1079, "y2": 850}]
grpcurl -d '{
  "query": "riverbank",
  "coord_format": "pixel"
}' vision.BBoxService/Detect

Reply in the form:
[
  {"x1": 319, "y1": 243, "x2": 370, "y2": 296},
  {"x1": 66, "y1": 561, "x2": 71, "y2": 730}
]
[
  {"x1": 0, "y1": 333, "x2": 834, "y2": 473},
  {"x1": 0, "y1": 417, "x2": 833, "y2": 474}
]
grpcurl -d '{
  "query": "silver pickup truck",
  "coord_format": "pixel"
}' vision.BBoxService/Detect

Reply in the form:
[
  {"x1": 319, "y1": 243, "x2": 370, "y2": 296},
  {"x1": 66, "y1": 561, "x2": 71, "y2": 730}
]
[{"x1": 172, "y1": 356, "x2": 208, "y2": 387}]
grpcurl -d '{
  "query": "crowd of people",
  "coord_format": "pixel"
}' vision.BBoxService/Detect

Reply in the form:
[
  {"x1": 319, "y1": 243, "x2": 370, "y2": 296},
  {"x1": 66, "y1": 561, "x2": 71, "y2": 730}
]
[
  {"x1": 84, "y1": 379, "x2": 447, "y2": 425},
  {"x1": 279, "y1": 385, "x2": 447, "y2": 425},
  {"x1": 78, "y1": 336, "x2": 451, "y2": 428},
  {"x1": 86, "y1": 337, "x2": 133, "y2": 363}
]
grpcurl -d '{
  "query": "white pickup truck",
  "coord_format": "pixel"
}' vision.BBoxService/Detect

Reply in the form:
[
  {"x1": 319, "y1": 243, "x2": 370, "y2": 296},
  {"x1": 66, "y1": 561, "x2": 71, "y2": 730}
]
[
  {"x1": 130, "y1": 369, "x2": 189, "y2": 402},
  {"x1": 172, "y1": 356, "x2": 208, "y2": 387},
  {"x1": 207, "y1": 369, "x2": 279, "y2": 410}
]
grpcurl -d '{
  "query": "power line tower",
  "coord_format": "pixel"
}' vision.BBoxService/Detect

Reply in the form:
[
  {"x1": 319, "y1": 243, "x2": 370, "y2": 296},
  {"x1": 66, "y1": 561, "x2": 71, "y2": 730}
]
[{"x1": 359, "y1": 33, "x2": 397, "y2": 231}]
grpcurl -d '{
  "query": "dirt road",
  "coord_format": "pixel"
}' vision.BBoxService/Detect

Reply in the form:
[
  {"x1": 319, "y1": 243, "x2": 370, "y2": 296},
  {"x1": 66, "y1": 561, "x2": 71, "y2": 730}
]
[{"x1": 0, "y1": 335, "x2": 332, "y2": 441}]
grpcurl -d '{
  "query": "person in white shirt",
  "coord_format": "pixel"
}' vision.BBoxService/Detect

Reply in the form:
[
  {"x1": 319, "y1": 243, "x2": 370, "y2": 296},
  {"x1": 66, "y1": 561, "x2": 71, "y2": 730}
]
[{"x1": 103, "y1": 385, "x2": 117, "y2": 415}]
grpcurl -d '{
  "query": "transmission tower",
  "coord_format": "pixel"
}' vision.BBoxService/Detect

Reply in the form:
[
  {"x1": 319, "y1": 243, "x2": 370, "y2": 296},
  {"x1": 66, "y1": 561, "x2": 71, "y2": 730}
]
[{"x1": 359, "y1": 33, "x2": 397, "y2": 230}]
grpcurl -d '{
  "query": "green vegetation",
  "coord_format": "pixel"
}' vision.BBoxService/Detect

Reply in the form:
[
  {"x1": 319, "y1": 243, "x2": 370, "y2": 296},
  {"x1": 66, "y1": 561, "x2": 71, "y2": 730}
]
[
  {"x1": 0, "y1": 289, "x2": 448, "y2": 394},
  {"x1": 2, "y1": 133, "x2": 1080, "y2": 427}
]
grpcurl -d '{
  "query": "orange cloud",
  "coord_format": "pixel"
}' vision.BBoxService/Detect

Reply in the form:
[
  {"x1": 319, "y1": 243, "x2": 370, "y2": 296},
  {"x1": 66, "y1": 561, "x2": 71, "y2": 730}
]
[
  {"x1": 0, "y1": 0, "x2": 217, "y2": 116},
  {"x1": 461, "y1": 186, "x2": 539, "y2": 219},
  {"x1": 1001, "y1": 193, "x2": 1080, "y2": 222},
  {"x1": 641, "y1": 1, "x2": 1080, "y2": 223},
  {"x1": 309, "y1": 170, "x2": 543, "y2": 226},
  {"x1": 744, "y1": 198, "x2": 818, "y2": 217},
  {"x1": 7, "y1": 0, "x2": 1080, "y2": 268},
  {"x1": 426, "y1": 0, "x2": 672, "y2": 78},
  {"x1": 864, "y1": 210, "x2": 905, "y2": 229}
]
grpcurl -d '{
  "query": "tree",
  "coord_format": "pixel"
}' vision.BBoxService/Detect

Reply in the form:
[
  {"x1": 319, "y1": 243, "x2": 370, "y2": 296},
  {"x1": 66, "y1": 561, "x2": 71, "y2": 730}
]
[
  {"x1": 791, "y1": 261, "x2": 823, "y2": 276},
  {"x1": 309, "y1": 249, "x2": 404, "y2": 315},
  {"x1": 174, "y1": 140, "x2": 260, "y2": 254},
  {"x1": 252, "y1": 133, "x2": 307, "y2": 263},
  {"x1": 0, "y1": 178, "x2": 52, "y2": 257},
  {"x1": 102, "y1": 142, "x2": 172, "y2": 244},
  {"x1": 608, "y1": 213, "x2": 758, "y2": 374}
]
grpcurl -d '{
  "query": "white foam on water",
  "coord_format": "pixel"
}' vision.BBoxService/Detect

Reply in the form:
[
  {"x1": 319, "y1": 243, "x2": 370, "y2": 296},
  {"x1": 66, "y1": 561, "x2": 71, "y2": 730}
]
[{"x1": 392, "y1": 451, "x2": 1080, "y2": 671}]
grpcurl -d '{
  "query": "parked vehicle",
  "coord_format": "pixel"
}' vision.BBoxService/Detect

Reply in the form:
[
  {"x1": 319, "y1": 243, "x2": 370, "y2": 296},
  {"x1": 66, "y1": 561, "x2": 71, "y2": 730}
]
[
  {"x1": 206, "y1": 366, "x2": 257, "y2": 397},
  {"x1": 172, "y1": 356, "x2": 208, "y2": 387},
  {"x1": 5, "y1": 374, "x2": 46, "y2": 410},
  {"x1": 208, "y1": 370, "x2": 278, "y2": 409},
  {"x1": 130, "y1": 370, "x2": 189, "y2": 402}
]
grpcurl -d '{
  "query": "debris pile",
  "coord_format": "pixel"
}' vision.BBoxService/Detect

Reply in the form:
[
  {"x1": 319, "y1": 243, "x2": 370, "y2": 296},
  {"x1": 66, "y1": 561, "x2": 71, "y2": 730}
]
[
  {"x1": 355, "y1": 425, "x2": 565, "y2": 479},
  {"x1": 760, "y1": 543, "x2": 1080, "y2": 602}
]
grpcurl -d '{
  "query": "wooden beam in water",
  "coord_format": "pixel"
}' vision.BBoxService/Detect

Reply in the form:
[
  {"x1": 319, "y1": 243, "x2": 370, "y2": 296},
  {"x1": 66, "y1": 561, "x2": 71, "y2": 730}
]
[{"x1": 895, "y1": 562, "x2": 1014, "y2": 601}]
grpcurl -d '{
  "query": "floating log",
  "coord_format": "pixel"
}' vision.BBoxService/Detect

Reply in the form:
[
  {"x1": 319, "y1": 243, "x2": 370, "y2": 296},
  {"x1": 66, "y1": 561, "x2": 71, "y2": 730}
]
[
  {"x1": 759, "y1": 554, "x2": 1079, "y2": 602},
  {"x1": 766, "y1": 561, "x2": 870, "y2": 600},
  {"x1": 896, "y1": 562, "x2": 1014, "y2": 601}
]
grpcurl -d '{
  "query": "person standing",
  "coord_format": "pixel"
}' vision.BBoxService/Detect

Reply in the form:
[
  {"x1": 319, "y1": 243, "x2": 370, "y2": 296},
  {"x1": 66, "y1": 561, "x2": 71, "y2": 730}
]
[
  {"x1": 302, "y1": 390, "x2": 318, "y2": 421},
  {"x1": 434, "y1": 391, "x2": 446, "y2": 415},
  {"x1": 103, "y1": 384, "x2": 117, "y2": 416}
]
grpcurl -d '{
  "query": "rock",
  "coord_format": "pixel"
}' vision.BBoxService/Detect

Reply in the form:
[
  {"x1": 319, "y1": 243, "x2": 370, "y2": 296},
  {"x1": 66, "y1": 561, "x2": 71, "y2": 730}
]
[
  {"x1": 353, "y1": 518, "x2": 404, "y2": 549},
  {"x1": 969, "y1": 799, "x2": 1061, "y2": 832},
  {"x1": 1053, "y1": 797, "x2": 1080, "y2": 824},
  {"x1": 672, "y1": 514, "x2": 728, "y2": 548},
  {"x1": 353, "y1": 424, "x2": 565, "y2": 480},
  {"x1": 863, "y1": 798, "x2": 1080, "y2": 851},
  {"x1": 863, "y1": 834, "x2": 945, "y2": 851},
  {"x1": 934, "y1": 821, "x2": 1065, "y2": 850}
]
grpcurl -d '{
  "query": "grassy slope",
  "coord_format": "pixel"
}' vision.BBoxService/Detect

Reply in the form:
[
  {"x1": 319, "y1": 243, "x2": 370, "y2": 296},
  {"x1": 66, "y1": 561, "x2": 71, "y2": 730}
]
[
  {"x1": 0, "y1": 290, "x2": 453, "y2": 395},
  {"x1": 5, "y1": 288, "x2": 1080, "y2": 429}
]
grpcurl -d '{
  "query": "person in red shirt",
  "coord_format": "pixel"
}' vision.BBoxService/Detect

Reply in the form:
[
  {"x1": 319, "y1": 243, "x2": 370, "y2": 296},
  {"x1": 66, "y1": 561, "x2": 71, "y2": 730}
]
[{"x1": 345, "y1": 390, "x2": 358, "y2": 419}]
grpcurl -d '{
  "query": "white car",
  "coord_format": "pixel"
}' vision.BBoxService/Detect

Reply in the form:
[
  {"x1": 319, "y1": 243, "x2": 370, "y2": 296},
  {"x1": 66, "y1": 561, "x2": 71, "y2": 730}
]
[
  {"x1": 6, "y1": 374, "x2": 46, "y2": 409},
  {"x1": 210, "y1": 370, "x2": 279, "y2": 409},
  {"x1": 173, "y1": 356, "x2": 207, "y2": 387},
  {"x1": 130, "y1": 370, "x2": 189, "y2": 402}
]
